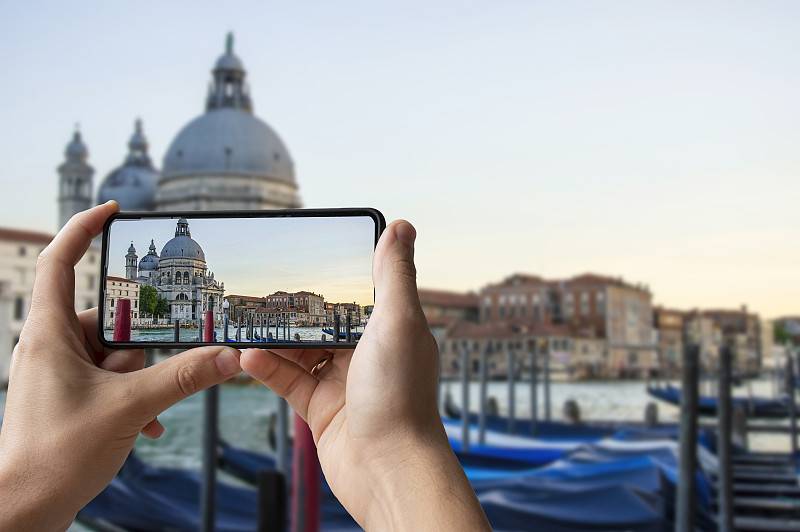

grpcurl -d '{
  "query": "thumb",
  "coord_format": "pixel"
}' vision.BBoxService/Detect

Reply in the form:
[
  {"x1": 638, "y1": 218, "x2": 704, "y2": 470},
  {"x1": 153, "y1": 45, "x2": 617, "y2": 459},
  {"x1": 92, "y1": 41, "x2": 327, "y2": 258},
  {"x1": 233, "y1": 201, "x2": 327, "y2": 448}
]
[
  {"x1": 372, "y1": 220, "x2": 424, "y2": 319},
  {"x1": 129, "y1": 345, "x2": 241, "y2": 418}
]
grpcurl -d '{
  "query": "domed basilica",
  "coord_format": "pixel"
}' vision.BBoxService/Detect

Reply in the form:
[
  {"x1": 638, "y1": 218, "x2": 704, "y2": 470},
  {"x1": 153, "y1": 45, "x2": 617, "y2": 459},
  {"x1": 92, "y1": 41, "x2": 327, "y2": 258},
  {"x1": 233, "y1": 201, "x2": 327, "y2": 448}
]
[
  {"x1": 125, "y1": 218, "x2": 225, "y2": 323},
  {"x1": 56, "y1": 33, "x2": 302, "y2": 227}
]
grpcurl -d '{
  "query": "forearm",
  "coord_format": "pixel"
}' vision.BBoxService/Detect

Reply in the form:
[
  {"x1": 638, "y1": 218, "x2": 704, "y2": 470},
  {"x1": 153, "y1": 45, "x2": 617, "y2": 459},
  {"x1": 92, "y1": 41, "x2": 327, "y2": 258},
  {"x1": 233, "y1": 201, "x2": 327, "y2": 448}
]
[{"x1": 364, "y1": 440, "x2": 491, "y2": 532}]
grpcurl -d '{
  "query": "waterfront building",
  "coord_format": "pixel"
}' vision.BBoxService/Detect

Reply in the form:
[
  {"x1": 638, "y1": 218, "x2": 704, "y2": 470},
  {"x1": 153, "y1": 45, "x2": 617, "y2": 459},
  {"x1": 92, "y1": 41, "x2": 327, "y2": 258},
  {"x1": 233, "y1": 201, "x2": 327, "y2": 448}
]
[
  {"x1": 683, "y1": 310, "x2": 722, "y2": 372},
  {"x1": 418, "y1": 288, "x2": 479, "y2": 342},
  {"x1": 105, "y1": 276, "x2": 141, "y2": 328},
  {"x1": 476, "y1": 273, "x2": 656, "y2": 377},
  {"x1": 442, "y1": 321, "x2": 604, "y2": 379},
  {"x1": 702, "y1": 307, "x2": 770, "y2": 375},
  {"x1": 124, "y1": 218, "x2": 225, "y2": 324},
  {"x1": 0, "y1": 228, "x2": 100, "y2": 385},
  {"x1": 652, "y1": 306, "x2": 684, "y2": 374},
  {"x1": 266, "y1": 291, "x2": 326, "y2": 326},
  {"x1": 774, "y1": 316, "x2": 800, "y2": 346}
]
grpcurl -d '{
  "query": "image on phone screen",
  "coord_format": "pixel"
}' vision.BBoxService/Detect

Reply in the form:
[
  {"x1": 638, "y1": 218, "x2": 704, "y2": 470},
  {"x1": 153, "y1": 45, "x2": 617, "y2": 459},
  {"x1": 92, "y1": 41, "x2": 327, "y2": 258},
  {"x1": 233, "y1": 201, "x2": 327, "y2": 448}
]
[{"x1": 100, "y1": 210, "x2": 383, "y2": 348}]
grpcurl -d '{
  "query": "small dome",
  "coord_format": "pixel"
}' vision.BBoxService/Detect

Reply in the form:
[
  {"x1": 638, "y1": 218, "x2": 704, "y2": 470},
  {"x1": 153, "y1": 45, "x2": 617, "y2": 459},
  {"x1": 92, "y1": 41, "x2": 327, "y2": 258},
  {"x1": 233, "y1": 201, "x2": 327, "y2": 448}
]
[
  {"x1": 98, "y1": 166, "x2": 158, "y2": 210},
  {"x1": 160, "y1": 236, "x2": 205, "y2": 261},
  {"x1": 139, "y1": 253, "x2": 159, "y2": 271},
  {"x1": 97, "y1": 119, "x2": 158, "y2": 210},
  {"x1": 161, "y1": 108, "x2": 294, "y2": 183},
  {"x1": 139, "y1": 239, "x2": 159, "y2": 270},
  {"x1": 215, "y1": 52, "x2": 244, "y2": 72},
  {"x1": 65, "y1": 131, "x2": 88, "y2": 161},
  {"x1": 127, "y1": 242, "x2": 136, "y2": 253}
]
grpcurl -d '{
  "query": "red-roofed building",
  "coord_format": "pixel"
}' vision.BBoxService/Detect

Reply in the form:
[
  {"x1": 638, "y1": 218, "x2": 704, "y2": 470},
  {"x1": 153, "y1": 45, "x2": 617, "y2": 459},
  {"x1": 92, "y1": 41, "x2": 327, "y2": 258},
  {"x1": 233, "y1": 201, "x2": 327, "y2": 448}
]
[{"x1": 475, "y1": 272, "x2": 656, "y2": 377}]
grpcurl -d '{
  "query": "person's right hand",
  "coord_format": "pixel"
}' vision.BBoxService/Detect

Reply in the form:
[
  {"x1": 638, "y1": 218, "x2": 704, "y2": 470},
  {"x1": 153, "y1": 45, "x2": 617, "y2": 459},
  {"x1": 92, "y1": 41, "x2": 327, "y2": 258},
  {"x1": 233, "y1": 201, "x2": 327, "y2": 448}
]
[{"x1": 240, "y1": 221, "x2": 491, "y2": 531}]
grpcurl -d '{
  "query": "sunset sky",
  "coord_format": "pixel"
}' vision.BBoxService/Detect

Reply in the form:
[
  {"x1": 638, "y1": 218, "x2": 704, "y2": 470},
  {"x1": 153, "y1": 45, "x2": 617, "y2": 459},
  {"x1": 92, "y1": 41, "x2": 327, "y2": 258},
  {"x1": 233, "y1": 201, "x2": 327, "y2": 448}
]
[
  {"x1": 107, "y1": 215, "x2": 376, "y2": 306},
  {"x1": 1, "y1": 1, "x2": 798, "y2": 318}
]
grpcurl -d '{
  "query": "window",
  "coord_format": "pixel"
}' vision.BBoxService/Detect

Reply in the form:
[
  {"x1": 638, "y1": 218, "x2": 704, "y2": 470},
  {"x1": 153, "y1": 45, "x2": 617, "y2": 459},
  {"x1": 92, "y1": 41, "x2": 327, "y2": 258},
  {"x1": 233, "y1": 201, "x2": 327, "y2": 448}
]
[
  {"x1": 88, "y1": 275, "x2": 95, "y2": 289},
  {"x1": 175, "y1": 272, "x2": 182, "y2": 285},
  {"x1": 18, "y1": 246, "x2": 26, "y2": 257},
  {"x1": 111, "y1": 299, "x2": 115, "y2": 308},
  {"x1": 14, "y1": 297, "x2": 24, "y2": 320},
  {"x1": 134, "y1": 300, "x2": 138, "y2": 308},
  {"x1": 183, "y1": 271, "x2": 190, "y2": 284}
]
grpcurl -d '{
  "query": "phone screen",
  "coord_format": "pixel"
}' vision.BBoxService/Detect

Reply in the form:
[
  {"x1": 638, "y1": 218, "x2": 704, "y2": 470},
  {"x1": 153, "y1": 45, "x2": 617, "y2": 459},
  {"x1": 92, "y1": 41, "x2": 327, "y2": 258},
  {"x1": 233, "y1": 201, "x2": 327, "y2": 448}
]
[{"x1": 99, "y1": 209, "x2": 384, "y2": 348}]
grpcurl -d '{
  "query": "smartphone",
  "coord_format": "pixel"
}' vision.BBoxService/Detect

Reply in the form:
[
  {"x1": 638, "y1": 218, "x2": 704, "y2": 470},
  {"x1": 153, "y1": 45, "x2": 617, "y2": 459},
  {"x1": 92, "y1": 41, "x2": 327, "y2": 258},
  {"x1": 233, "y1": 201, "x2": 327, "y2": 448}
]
[{"x1": 98, "y1": 208, "x2": 385, "y2": 349}]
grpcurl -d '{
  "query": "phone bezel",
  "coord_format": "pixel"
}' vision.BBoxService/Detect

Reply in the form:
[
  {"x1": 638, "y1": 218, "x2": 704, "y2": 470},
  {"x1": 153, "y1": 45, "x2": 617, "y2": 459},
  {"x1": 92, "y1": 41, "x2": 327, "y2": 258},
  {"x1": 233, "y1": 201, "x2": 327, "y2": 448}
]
[{"x1": 98, "y1": 208, "x2": 386, "y2": 350}]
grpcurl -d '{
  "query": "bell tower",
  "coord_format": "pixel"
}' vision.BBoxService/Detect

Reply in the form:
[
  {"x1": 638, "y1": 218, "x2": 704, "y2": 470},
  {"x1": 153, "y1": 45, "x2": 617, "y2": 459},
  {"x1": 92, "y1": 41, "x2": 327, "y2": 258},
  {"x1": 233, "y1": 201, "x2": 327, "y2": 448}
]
[
  {"x1": 125, "y1": 242, "x2": 138, "y2": 280},
  {"x1": 57, "y1": 127, "x2": 94, "y2": 229}
]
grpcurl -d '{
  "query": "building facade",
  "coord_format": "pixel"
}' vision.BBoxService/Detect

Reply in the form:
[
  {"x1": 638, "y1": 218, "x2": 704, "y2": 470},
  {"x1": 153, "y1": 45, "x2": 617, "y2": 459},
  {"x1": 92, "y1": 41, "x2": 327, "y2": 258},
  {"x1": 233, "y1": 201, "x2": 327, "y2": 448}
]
[
  {"x1": 105, "y1": 276, "x2": 141, "y2": 328},
  {"x1": 0, "y1": 229, "x2": 100, "y2": 385}
]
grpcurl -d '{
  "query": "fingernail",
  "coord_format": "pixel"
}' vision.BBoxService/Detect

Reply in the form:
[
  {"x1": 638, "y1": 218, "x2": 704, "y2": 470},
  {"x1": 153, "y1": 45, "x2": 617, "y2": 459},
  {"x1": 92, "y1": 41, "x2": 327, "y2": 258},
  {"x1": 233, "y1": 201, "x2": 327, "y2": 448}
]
[
  {"x1": 395, "y1": 221, "x2": 416, "y2": 247},
  {"x1": 216, "y1": 347, "x2": 241, "y2": 376}
]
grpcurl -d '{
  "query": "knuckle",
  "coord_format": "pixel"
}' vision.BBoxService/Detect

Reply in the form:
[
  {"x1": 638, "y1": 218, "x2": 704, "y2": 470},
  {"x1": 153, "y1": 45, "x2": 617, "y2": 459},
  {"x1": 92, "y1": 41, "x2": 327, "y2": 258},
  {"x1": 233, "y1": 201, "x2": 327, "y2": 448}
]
[
  {"x1": 175, "y1": 364, "x2": 200, "y2": 397},
  {"x1": 387, "y1": 254, "x2": 417, "y2": 281}
]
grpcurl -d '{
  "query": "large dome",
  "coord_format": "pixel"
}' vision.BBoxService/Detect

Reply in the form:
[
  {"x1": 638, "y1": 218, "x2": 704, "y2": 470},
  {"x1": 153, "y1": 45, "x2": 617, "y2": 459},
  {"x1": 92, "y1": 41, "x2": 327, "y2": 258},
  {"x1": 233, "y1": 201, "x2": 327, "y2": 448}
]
[
  {"x1": 161, "y1": 108, "x2": 295, "y2": 183},
  {"x1": 160, "y1": 218, "x2": 205, "y2": 261},
  {"x1": 161, "y1": 235, "x2": 205, "y2": 261}
]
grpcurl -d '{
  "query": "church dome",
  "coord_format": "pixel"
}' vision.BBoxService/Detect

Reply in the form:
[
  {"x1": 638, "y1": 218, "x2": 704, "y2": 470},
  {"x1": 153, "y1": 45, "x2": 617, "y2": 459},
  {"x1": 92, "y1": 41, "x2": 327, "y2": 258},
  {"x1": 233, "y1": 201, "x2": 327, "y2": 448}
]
[
  {"x1": 160, "y1": 218, "x2": 205, "y2": 261},
  {"x1": 159, "y1": 33, "x2": 296, "y2": 187},
  {"x1": 97, "y1": 119, "x2": 158, "y2": 210},
  {"x1": 139, "y1": 239, "x2": 160, "y2": 270},
  {"x1": 161, "y1": 108, "x2": 295, "y2": 183}
]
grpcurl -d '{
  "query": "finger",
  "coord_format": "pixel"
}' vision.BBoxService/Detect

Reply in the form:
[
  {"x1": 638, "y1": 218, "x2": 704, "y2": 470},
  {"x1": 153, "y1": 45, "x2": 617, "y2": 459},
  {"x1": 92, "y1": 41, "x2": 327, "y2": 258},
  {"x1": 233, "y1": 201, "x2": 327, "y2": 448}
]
[
  {"x1": 100, "y1": 349, "x2": 146, "y2": 374},
  {"x1": 140, "y1": 418, "x2": 165, "y2": 439},
  {"x1": 130, "y1": 345, "x2": 242, "y2": 418},
  {"x1": 78, "y1": 308, "x2": 105, "y2": 355},
  {"x1": 240, "y1": 348, "x2": 319, "y2": 420},
  {"x1": 31, "y1": 201, "x2": 119, "y2": 315},
  {"x1": 372, "y1": 220, "x2": 425, "y2": 319},
  {"x1": 78, "y1": 308, "x2": 145, "y2": 369},
  {"x1": 261, "y1": 348, "x2": 335, "y2": 373}
]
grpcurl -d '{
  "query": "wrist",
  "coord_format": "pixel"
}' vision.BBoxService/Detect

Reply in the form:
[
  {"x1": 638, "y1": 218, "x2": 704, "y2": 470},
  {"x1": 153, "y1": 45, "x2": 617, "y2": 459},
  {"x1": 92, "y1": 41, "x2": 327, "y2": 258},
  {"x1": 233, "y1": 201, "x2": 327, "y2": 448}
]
[
  {"x1": 362, "y1": 430, "x2": 490, "y2": 531},
  {"x1": 0, "y1": 450, "x2": 75, "y2": 532}
]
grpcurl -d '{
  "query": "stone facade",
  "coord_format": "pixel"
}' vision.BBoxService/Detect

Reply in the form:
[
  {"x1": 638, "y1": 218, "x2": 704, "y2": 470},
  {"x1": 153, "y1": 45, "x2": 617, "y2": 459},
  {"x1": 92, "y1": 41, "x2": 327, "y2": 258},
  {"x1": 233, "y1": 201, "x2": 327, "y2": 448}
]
[{"x1": 105, "y1": 276, "x2": 141, "y2": 328}]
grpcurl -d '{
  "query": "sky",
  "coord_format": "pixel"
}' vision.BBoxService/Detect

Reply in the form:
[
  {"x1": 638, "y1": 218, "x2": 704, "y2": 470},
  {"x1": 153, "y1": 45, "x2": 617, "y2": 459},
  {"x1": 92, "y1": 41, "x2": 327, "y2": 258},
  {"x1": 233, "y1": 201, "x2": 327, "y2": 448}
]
[
  {"x1": 1, "y1": 1, "x2": 798, "y2": 319},
  {"x1": 107, "y1": 215, "x2": 376, "y2": 306}
]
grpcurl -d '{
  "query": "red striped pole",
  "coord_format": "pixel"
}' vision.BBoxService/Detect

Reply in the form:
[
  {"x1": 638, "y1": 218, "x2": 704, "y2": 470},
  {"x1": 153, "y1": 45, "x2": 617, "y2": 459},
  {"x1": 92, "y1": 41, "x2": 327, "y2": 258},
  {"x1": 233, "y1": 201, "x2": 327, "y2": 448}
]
[
  {"x1": 113, "y1": 299, "x2": 131, "y2": 342},
  {"x1": 204, "y1": 310, "x2": 214, "y2": 342},
  {"x1": 291, "y1": 413, "x2": 320, "y2": 532}
]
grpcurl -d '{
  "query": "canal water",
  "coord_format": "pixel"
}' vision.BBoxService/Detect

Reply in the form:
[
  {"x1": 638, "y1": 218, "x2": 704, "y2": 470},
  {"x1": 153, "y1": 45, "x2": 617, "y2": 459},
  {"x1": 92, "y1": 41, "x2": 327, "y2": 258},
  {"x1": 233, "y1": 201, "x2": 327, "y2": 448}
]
[
  {"x1": 0, "y1": 376, "x2": 791, "y2": 531},
  {"x1": 103, "y1": 325, "x2": 361, "y2": 343}
]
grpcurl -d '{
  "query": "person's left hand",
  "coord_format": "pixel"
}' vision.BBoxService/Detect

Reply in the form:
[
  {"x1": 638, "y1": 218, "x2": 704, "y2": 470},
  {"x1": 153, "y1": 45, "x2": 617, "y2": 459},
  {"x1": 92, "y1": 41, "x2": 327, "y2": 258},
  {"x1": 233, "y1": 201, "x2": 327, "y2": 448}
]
[{"x1": 0, "y1": 201, "x2": 243, "y2": 532}]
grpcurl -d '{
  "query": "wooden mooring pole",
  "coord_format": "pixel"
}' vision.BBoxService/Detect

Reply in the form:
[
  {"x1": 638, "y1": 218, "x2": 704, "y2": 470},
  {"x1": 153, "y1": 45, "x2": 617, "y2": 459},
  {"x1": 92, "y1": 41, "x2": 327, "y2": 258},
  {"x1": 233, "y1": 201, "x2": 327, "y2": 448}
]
[
  {"x1": 200, "y1": 311, "x2": 218, "y2": 532},
  {"x1": 676, "y1": 343, "x2": 699, "y2": 532},
  {"x1": 173, "y1": 319, "x2": 180, "y2": 342},
  {"x1": 461, "y1": 341, "x2": 470, "y2": 453},
  {"x1": 478, "y1": 342, "x2": 490, "y2": 445},
  {"x1": 717, "y1": 344, "x2": 734, "y2": 532},
  {"x1": 530, "y1": 342, "x2": 538, "y2": 437},
  {"x1": 507, "y1": 343, "x2": 516, "y2": 435}
]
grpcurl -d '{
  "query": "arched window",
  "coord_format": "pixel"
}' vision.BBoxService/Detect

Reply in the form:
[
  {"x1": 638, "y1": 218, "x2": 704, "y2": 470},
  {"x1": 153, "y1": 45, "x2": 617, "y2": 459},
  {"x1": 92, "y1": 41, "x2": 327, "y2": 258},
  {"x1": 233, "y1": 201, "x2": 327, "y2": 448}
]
[
  {"x1": 175, "y1": 271, "x2": 181, "y2": 285},
  {"x1": 183, "y1": 271, "x2": 190, "y2": 284}
]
